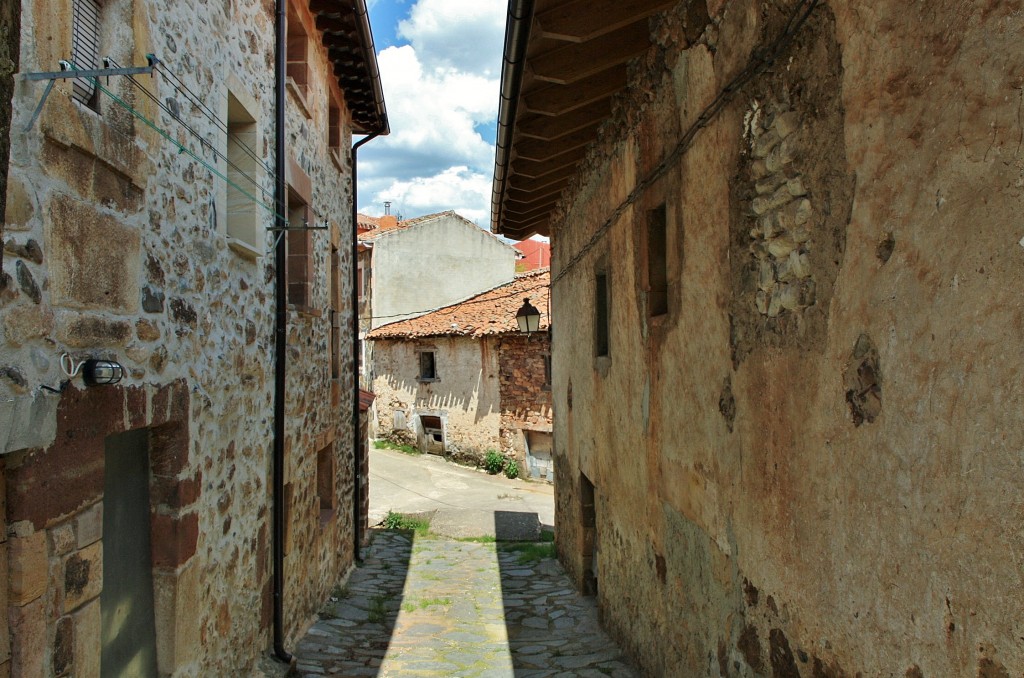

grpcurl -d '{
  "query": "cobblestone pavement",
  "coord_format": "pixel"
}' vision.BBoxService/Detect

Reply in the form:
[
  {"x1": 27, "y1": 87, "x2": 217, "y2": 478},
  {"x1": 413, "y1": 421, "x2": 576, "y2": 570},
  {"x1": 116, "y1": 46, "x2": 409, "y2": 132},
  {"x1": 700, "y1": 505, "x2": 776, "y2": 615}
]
[{"x1": 293, "y1": 529, "x2": 638, "y2": 677}]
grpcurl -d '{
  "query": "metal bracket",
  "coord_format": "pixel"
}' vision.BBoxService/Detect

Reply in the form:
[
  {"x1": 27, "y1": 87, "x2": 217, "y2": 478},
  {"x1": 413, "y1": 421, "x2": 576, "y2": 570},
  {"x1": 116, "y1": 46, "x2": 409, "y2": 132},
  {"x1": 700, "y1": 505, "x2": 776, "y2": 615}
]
[{"x1": 22, "y1": 54, "x2": 160, "y2": 131}]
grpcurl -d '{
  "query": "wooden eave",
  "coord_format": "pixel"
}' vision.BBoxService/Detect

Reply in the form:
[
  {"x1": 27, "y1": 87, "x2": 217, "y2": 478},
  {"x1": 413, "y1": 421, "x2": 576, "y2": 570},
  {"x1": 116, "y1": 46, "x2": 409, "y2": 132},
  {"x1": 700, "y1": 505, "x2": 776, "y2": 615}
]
[
  {"x1": 308, "y1": 0, "x2": 388, "y2": 135},
  {"x1": 491, "y1": 0, "x2": 671, "y2": 240}
]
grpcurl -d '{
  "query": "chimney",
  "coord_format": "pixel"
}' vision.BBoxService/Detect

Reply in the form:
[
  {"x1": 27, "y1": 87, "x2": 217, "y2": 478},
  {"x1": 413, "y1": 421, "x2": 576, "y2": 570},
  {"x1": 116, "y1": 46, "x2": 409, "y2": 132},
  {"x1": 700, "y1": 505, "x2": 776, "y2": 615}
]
[{"x1": 380, "y1": 201, "x2": 398, "y2": 229}]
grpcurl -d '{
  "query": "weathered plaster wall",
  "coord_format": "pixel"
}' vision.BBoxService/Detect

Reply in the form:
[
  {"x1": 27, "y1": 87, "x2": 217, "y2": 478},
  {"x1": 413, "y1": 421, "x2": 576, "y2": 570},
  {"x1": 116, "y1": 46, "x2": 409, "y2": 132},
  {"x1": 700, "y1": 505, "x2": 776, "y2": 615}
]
[
  {"x1": 551, "y1": 1, "x2": 1024, "y2": 676},
  {"x1": 369, "y1": 214, "x2": 517, "y2": 328},
  {"x1": 497, "y1": 333, "x2": 552, "y2": 467},
  {"x1": 0, "y1": 0, "x2": 360, "y2": 673},
  {"x1": 372, "y1": 337, "x2": 502, "y2": 462}
]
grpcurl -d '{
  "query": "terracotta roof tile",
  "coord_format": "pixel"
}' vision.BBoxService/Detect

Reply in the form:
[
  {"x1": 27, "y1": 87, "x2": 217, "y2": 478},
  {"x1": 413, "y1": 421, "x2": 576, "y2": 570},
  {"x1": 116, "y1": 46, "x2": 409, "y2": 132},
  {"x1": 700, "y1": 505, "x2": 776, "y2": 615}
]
[{"x1": 367, "y1": 269, "x2": 550, "y2": 340}]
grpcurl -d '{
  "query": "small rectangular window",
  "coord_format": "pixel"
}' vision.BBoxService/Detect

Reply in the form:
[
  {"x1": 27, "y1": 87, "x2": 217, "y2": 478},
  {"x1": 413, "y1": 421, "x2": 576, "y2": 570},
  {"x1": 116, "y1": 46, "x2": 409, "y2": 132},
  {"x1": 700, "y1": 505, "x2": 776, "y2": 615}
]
[
  {"x1": 226, "y1": 91, "x2": 262, "y2": 252},
  {"x1": 595, "y1": 271, "x2": 610, "y2": 358},
  {"x1": 418, "y1": 351, "x2": 437, "y2": 381},
  {"x1": 646, "y1": 204, "x2": 668, "y2": 317},
  {"x1": 543, "y1": 353, "x2": 552, "y2": 390},
  {"x1": 329, "y1": 101, "x2": 342, "y2": 152},
  {"x1": 286, "y1": 197, "x2": 312, "y2": 307},
  {"x1": 316, "y1": 444, "x2": 336, "y2": 525},
  {"x1": 71, "y1": 0, "x2": 101, "y2": 108}
]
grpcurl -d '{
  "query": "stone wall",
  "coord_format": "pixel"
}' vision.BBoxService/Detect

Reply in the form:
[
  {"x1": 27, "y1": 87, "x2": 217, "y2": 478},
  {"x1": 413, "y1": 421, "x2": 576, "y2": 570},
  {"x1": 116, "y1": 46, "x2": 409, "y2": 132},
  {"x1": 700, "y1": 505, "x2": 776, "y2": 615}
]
[
  {"x1": 0, "y1": 0, "x2": 361, "y2": 673},
  {"x1": 550, "y1": 1, "x2": 1024, "y2": 676},
  {"x1": 496, "y1": 333, "x2": 552, "y2": 467},
  {"x1": 372, "y1": 336, "x2": 503, "y2": 463}
]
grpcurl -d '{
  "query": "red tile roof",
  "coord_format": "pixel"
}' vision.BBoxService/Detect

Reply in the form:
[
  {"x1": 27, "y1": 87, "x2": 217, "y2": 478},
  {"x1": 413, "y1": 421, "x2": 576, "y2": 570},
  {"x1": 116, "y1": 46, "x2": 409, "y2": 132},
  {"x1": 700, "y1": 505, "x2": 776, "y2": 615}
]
[{"x1": 367, "y1": 269, "x2": 550, "y2": 339}]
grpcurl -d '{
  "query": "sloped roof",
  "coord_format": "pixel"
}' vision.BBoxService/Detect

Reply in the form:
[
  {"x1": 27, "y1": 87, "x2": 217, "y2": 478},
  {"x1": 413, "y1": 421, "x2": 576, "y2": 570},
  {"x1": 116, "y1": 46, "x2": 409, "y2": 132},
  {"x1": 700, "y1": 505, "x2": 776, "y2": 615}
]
[
  {"x1": 368, "y1": 269, "x2": 550, "y2": 340},
  {"x1": 356, "y1": 211, "x2": 517, "y2": 254}
]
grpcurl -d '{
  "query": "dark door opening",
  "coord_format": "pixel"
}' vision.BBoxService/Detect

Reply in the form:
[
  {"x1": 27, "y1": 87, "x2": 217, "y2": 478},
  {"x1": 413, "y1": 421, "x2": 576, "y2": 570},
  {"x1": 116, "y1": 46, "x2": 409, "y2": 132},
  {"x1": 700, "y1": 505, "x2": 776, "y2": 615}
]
[
  {"x1": 102, "y1": 428, "x2": 158, "y2": 678},
  {"x1": 580, "y1": 472, "x2": 597, "y2": 596}
]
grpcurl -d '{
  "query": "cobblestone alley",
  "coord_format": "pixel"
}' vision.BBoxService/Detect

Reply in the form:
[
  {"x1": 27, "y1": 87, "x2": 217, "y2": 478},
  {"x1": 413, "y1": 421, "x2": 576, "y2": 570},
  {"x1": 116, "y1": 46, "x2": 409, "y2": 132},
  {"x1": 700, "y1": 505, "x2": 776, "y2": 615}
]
[{"x1": 293, "y1": 528, "x2": 638, "y2": 677}]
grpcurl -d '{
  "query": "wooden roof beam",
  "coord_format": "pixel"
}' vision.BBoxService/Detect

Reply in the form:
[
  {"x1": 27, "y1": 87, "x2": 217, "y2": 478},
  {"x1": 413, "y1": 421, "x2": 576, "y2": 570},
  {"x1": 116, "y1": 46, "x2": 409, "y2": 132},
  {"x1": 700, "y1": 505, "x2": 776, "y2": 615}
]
[
  {"x1": 523, "y1": 64, "x2": 627, "y2": 116},
  {"x1": 530, "y1": 21, "x2": 649, "y2": 85},
  {"x1": 511, "y1": 147, "x2": 585, "y2": 179},
  {"x1": 535, "y1": 0, "x2": 676, "y2": 43},
  {"x1": 509, "y1": 165, "x2": 577, "y2": 194},
  {"x1": 517, "y1": 99, "x2": 612, "y2": 140},
  {"x1": 515, "y1": 122, "x2": 602, "y2": 161}
]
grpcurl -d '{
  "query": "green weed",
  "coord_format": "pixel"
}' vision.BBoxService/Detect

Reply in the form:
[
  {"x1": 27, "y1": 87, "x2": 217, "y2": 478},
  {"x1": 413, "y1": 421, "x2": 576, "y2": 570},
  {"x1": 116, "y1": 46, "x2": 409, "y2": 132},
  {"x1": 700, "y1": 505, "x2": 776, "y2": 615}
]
[
  {"x1": 373, "y1": 440, "x2": 421, "y2": 455},
  {"x1": 381, "y1": 510, "x2": 431, "y2": 537}
]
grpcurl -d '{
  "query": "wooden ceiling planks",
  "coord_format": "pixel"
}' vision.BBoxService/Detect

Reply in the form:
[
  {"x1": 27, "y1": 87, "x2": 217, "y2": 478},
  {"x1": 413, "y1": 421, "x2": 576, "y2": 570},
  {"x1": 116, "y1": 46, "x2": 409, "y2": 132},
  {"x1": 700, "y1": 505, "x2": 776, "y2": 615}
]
[{"x1": 493, "y1": 0, "x2": 664, "y2": 239}]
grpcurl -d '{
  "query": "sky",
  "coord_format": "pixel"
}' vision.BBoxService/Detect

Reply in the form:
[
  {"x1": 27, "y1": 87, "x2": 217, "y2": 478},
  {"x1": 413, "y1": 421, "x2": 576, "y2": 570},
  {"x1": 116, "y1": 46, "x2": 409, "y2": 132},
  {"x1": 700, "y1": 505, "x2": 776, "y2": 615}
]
[{"x1": 358, "y1": 0, "x2": 506, "y2": 227}]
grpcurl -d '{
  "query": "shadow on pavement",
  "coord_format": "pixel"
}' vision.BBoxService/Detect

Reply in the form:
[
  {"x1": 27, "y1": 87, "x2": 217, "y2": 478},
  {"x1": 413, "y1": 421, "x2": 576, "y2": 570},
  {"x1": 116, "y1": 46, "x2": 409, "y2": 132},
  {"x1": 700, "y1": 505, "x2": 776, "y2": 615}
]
[
  {"x1": 293, "y1": 528, "x2": 414, "y2": 677},
  {"x1": 494, "y1": 510, "x2": 638, "y2": 678}
]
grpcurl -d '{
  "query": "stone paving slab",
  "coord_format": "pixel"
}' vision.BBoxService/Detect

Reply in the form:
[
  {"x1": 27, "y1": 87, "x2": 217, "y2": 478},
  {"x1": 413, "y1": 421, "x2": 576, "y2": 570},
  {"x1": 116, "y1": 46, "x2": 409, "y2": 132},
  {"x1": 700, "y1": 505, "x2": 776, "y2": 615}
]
[{"x1": 293, "y1": 529, "x2": 638, "y2": 678}]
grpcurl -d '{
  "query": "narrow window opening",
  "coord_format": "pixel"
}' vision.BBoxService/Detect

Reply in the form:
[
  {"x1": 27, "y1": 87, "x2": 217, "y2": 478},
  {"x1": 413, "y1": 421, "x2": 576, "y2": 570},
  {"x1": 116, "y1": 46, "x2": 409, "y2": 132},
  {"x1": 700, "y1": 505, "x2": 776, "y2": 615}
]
[
  {"x1": 595, "y1": 271, "x2": 610, "y2": 358},
  {"x1": 647, "y1": 204, "x2": 668, "y2": 317},
  {"x1": 71, "y1": 0, "x2": 101, "y2": 109},
  {"x1": 543, "y1": 352, "x2": 552, "y2": 390},
  {"x1": 225, "y1": 91, "x2": 262, "y2": 252},
  {"x1": 286, "y1": 194, "x2": 312, "y2": 307},
  {"x1": 330, "y1": 243, "x2": 341, "y2": 381},
  {"x1": 418, "y1": 350, "x2": 437, "y2": 381},
  {"x1": 316, "y1": 444, "x2": 336, "y2": 526}
]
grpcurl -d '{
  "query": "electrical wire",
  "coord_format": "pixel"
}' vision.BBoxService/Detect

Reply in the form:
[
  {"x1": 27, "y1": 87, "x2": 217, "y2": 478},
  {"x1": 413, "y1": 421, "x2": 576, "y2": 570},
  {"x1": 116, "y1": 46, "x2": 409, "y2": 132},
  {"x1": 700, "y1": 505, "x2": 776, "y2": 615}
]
[
  {"x1": 105, "y1": 57, "x2": 271, "y2": 202},
  {"x1": 550, "y1": 0, "x2": 821, "y2": 285}
]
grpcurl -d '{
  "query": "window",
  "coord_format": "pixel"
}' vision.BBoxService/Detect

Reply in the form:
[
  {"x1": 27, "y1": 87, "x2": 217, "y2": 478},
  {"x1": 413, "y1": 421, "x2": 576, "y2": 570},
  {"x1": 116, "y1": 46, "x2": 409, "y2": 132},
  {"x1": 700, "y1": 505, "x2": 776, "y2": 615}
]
[
  {"x1": 418, "y1": 350, "x2": 437, "y2": 381},
  {"x1": 286, "y1": 195, "x2": 312, "y2": 307},
  {"x1": 286, "y1": 5, "x2": 312, "y2": 115},
  {"x1": 595, "y1": 271, "x2": 610, "y2": 358},
  {"x1": 330, "y1": 242, "x2": 341, "y2": 381},
  {"x1": 225, "y1": 90, "x2": 262, "y2": 254},
  {"x1": 543, "y1": 352, "x2": 552, "y2": 390},
  {"x1": 71, "y1": 0, "x2": 101, "y2": 108},
  {"x1": 316, "y1": 444, "x2": 336, "y2": 525},
  {"x1": 646, "y1": 204, "x2": 668, "y2": 317},
  {"x1": 329, "y1": 100, "x2": 343, "y2": 153}
]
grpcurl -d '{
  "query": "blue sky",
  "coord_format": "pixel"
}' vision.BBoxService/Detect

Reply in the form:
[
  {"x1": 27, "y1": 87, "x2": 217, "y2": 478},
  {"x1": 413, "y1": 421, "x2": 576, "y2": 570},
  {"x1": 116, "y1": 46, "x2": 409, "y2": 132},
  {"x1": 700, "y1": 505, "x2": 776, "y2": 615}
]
[{"x1": 358, "y1": 0, "x2": 505, "y2": 226}]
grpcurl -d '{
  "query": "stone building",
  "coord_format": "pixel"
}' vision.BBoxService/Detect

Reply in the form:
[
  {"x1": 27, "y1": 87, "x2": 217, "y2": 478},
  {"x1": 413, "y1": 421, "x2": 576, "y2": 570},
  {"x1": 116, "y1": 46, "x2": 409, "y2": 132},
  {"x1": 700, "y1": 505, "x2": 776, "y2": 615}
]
[
  {"x1": 369, "y1": 269, "x2": 552, "y2": 472},
  {"x1": 0, "y1": 0, "x2": 386, "y2": 674},
  {"x1": 493, "y1": 0, "x2": 1024, "y2": 676}
]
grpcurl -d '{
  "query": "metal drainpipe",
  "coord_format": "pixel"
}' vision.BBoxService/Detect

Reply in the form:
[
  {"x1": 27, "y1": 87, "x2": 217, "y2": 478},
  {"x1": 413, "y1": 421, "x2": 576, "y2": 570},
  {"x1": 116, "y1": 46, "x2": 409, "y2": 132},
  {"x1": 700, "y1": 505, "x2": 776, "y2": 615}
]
[
  {"x1": 272, "y1": 0, "x2": 291, "y2": 662},
  {"x1": 351, "y1": 132, "x2": 379, "y2": 561}
]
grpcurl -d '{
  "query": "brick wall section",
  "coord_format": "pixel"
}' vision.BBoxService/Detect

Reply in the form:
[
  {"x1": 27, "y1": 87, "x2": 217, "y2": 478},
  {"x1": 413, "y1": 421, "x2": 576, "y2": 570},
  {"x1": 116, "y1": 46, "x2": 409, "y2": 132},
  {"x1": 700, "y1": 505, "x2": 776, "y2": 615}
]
[{"x1": 497, "y1": 333, "x2": 552, "y2": 464}]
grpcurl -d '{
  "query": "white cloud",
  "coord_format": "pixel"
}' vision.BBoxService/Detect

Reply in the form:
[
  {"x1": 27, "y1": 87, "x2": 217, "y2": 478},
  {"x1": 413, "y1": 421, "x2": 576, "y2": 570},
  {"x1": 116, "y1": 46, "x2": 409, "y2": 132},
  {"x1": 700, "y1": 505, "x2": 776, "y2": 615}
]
[
  {"x1": 358, "y1": 0, "x2": 505, "y2": 226},
  {"x1": 397, "y1": 0, "x2": 505, "y2": 76},
  {"x1": 361, "y1": 166, "x2": 491, "y2": 225}
]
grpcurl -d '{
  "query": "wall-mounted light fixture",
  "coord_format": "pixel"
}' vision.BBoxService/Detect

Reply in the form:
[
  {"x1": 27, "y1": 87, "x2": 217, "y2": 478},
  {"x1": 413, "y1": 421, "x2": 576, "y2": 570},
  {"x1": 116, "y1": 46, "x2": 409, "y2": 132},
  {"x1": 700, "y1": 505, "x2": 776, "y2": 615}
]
[
  {"x1": 81, "y1": 359, "x2": 124, "y2": 386},
  {"x1": 515, "y1": 298, "x2": 541, "y2": 335}
]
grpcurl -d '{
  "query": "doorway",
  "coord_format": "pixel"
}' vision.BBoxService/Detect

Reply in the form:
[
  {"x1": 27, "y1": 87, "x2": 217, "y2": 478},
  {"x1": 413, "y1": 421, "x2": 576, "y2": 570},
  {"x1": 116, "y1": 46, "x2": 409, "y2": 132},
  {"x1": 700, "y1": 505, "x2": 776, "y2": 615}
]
[{"x1": 101, "y1": 428, "x2": 158, "y2": 677}]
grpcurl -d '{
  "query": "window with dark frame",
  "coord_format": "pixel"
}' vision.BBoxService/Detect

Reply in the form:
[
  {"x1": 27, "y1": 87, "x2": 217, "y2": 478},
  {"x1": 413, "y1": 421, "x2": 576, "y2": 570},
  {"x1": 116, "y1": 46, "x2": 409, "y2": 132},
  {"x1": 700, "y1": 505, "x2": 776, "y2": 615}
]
[
  {"x1": 647, "y1": 203, "x2": 669, "y2": 317},
  {"x1": 543, "y1": 352, "x2": 552, "y2": 390},
  {"x1": 71, "y1": 0, "x2": 101, "y2": 109},
  {"x1": 418, "y1": 350, "x2": 437, "y2": 381},
  {"x1": 595, "y1": 271, "x2": 610, "y2": 358}
]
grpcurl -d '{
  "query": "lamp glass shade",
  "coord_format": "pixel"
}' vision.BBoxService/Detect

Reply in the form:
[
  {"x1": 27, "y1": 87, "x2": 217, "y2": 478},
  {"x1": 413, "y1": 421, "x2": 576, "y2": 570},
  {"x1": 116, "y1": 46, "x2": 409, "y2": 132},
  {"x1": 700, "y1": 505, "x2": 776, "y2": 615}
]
[
  {"x1": 82, "y1": 359, "x2": 124, "y2": 386},
  {"x1": 515, "y1": 298, "x2": 541, "y2": 334}
]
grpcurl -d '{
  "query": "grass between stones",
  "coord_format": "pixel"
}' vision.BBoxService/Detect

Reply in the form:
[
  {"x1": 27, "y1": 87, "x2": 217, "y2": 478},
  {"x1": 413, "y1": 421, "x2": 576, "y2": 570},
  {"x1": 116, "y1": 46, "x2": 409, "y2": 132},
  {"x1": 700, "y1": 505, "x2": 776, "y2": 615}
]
[
  {"x1": 499, "y1": 541, "x2": 557, "y2": 564},
  {"x1": 382, "y1": 510, "x2": 431, "y2": 536},
  {"x1": 401, "y1": 596, "x2": 452, "y2": 613}
]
